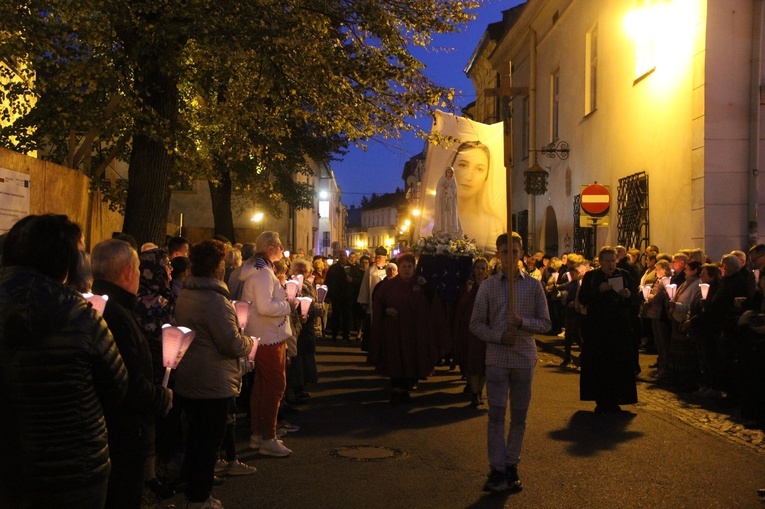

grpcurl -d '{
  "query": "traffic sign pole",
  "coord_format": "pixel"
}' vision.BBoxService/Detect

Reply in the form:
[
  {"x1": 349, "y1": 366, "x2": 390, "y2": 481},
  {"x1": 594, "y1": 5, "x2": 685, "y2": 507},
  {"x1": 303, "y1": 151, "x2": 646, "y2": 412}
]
[{"x1": 580, "y1": 183, "x2": 611, "y2": 258}]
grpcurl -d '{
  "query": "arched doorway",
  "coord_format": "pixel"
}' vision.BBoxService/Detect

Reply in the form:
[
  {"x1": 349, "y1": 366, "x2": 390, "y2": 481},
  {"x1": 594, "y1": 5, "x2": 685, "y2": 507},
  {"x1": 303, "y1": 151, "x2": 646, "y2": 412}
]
[{"x1": 540, "y1": 205, "x2": 559, "y2": 256}]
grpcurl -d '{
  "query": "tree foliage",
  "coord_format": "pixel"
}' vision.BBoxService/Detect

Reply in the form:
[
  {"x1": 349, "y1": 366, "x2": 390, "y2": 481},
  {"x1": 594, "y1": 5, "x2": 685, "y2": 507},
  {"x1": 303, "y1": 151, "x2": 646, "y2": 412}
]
[{"x1": 0, "y1": 0, "x2": 479, "y2": 243}]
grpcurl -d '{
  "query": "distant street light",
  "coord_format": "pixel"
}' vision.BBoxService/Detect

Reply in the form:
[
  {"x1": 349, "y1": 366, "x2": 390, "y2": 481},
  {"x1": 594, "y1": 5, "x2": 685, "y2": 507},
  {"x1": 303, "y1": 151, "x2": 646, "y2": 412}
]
[{"x1": 251, "y1": 211, "x2": 264, "y2": 223}]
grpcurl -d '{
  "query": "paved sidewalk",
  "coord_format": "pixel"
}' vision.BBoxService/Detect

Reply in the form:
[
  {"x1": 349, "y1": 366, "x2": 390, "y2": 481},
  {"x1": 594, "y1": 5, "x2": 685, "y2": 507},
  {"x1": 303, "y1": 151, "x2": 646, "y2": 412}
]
[{"x1": 534, "y1": 333, "x2": 765, "y2": 456}]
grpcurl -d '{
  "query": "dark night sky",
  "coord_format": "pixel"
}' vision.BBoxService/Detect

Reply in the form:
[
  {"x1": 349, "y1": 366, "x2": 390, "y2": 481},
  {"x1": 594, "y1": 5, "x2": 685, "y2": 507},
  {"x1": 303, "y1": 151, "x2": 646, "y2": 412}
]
[{"x1": 332, "y1": 0, "x2": 524, "y2": 207}]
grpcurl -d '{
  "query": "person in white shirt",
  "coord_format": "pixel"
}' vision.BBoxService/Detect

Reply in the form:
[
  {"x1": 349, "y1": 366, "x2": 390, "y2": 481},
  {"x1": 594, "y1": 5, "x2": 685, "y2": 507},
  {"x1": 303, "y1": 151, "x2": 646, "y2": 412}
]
[{"x1": 357, "y1": 246, "x2": 388, "y2": 351}]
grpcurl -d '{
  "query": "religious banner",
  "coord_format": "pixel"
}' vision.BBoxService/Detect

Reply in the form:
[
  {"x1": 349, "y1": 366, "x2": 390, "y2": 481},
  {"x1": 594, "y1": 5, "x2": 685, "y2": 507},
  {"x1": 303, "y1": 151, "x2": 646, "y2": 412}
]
[
  {"x1": 415, "y1": 110, "x2": 506, "y2": 255},
  {"x1": 0, "y1": 167, "x2": 30, "y2": 234}
]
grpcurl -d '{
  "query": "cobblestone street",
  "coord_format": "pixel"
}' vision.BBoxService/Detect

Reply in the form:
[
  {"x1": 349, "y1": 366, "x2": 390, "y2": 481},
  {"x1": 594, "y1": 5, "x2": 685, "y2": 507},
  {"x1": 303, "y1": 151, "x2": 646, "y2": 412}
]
[{"x1": 534, "y1": 335, "x2": 765, "y2": 457}]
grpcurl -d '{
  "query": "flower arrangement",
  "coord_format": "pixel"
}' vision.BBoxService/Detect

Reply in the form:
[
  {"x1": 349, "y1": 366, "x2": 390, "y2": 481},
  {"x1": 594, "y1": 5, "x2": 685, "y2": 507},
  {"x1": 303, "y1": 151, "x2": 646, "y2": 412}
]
[{"x1": 414, "y1": 234, "x2": 482, "y2": 259}]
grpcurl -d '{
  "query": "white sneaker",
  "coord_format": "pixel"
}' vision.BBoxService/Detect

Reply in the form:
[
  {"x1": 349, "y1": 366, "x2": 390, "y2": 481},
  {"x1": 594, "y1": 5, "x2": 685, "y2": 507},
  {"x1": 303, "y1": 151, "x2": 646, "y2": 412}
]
[
  {"x1": 249, "y1": 435, "x2": 262, "y2": 450},
  {"x1": 226, "y1": 459, "x2": 257, "y2": 476},
  {"x1": 258, "y1": 438, "x2": 292, "y2": 457},
  {"x1": 214, "y1": 458, "x2": 227, "y2": 474},
  {"x1": 185, "y1": 495, "x2": 224, "y2": 509}
]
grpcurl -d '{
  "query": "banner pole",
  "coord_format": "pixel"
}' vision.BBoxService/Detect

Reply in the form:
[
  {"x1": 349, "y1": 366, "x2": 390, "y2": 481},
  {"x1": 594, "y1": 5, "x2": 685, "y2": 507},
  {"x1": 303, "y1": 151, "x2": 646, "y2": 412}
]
[{"x1": 504, "y1": 63, "x2": 515, "y2": 320}]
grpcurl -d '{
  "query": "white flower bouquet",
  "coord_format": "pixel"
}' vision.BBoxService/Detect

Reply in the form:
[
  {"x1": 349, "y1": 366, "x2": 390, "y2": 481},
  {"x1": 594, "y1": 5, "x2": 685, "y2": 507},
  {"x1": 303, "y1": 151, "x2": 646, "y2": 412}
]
[{"x1": 414, "y1": 234, "x2": 482, "y2": 259}]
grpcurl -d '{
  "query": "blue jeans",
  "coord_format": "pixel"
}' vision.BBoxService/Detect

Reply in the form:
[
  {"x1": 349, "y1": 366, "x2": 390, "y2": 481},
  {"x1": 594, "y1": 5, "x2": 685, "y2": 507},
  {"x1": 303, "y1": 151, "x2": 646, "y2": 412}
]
[{"x1": 486, "y1": 365, "x2": 535, "y2": 470}]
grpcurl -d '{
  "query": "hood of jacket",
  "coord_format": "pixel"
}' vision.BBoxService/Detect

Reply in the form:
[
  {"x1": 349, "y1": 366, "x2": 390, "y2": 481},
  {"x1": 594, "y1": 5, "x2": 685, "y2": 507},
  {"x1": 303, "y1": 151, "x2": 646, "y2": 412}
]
[
  {"x1": 181, "y1": 275, "x2": 230, "y2": 298},
  {"x1": 239, "y1": 256, "x2": 272, "y2": 282},
  {"x1": 0, "y1": 266, "x2": 89, "y2": 345}
]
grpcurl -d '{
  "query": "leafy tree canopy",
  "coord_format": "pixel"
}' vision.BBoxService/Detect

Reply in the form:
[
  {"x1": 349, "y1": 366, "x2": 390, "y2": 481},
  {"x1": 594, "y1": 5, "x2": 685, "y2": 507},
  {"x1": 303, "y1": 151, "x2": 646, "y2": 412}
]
[{"x1": 0, "y1": 0, "x2": 478, "y2": 236}]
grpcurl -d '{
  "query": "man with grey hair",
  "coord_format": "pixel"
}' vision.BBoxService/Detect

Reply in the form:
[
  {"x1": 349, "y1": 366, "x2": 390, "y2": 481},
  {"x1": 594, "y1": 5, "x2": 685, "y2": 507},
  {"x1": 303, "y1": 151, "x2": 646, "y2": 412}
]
[
  {"x1": 705, "y1": 253, "x2": 750, "y2": 408},
  {"x1": 731, "y1": 249, "x2": 756, "y2": 297},
  {"x1": 91, "y1": 239, "x2": 173, "y2": 508}
]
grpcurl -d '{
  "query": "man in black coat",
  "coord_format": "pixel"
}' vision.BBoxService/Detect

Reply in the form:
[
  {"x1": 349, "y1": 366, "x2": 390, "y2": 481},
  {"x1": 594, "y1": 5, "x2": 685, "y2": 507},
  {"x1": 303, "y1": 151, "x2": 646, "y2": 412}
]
[
  {"x1": 325, "y1": 251, "x2": 355, "y2": 341},
  {"x1": 578, "y1": 246, "x2": 638, "y2": 413},
  {"x1": 92, "y1": 239, "x2": 173, "y2": 509}
]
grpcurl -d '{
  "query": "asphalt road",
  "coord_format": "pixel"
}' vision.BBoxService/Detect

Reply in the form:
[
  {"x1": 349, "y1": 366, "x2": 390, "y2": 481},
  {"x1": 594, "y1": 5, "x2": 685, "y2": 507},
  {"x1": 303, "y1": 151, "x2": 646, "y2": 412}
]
[{"x1": 155, "y1": 340, "x2": 765, "y2": 509}]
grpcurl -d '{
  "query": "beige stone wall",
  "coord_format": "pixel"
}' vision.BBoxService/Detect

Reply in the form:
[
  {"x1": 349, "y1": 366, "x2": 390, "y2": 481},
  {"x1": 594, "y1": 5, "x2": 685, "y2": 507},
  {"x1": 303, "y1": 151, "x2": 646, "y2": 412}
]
[{"x1": 0, "y1": 147, "x2": 124, "y2": 249}]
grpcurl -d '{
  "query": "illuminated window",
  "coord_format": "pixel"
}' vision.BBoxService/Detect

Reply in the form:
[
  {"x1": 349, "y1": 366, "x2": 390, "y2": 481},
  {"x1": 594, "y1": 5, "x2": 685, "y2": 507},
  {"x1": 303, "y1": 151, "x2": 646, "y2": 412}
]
[
  {"x1": 585, "y1": 24, "x2": 598, "y2": 115},
  {"x1": 319, "y1": 200, "x2": 329, "y2": 218},
  {"x1": 624, "y1": 0, "x2": 657, "y2": 82}
]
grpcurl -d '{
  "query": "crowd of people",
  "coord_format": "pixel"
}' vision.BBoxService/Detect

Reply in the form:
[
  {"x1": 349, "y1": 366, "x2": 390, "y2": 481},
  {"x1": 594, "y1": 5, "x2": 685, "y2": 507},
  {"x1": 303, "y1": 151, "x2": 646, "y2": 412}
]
[{"x1": 2, "y1": 213, "x2": 765, "y2": 506}]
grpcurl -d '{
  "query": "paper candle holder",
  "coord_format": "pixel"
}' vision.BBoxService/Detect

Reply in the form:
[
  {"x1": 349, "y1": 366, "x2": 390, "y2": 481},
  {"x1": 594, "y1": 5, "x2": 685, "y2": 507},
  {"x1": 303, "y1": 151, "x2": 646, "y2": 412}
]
[
  {"x1": 161, "y1": 324, "x2": 196, "y2": 387},
  {"x1": 316, "y1": 285, "x2": 328, "y2": 303},
  {"x1": 285, "y1": 280, "x2": 301, "y2": 302},
  {"x1": 296, "y1": 296, "x2": 313, "y2": 318},
  {"x1": 232, "y1": 300, "x2": 251, "y2": 330},
  {"x1": 665, "y1": 283, "x2": 677, "y2": 301},
  {"x1": 293, "y1": 274, "x2": 304, "y2": 288},
  {"x1": 83, "y1": 293, "x2": 109, "y2": 316},
  {"x1": 247, "y1": 336, "x2": 261, "y2": 362},
  {"x1": 641, "y1": 285, "x2": 651, "y2": 300},
  {"x1": 661, "y1": 276, "x2": 671, "y2": 287},
  {"x1": 699, "y1": 283, "x2": 710, "y2": 300}
]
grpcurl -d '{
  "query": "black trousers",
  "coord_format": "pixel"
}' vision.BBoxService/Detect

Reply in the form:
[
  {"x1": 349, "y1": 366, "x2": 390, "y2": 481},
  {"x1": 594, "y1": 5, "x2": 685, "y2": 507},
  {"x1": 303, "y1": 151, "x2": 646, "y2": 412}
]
[
  {"x1": 105, "y1": 438, "x2": 147, "y2": 509},
  {"x1": 181, "y1": 397, "x2": 229, "y2": 503},
  {"x1": 329, "y1": 298, "x2": 353, "y2": 340}
]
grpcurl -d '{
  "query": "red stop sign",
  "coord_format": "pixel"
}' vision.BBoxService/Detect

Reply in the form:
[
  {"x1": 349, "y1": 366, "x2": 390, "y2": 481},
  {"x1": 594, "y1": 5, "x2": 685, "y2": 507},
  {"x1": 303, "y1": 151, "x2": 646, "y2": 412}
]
[{"x1": 581, "y1": 184, "x2": 611, "y2": 216}]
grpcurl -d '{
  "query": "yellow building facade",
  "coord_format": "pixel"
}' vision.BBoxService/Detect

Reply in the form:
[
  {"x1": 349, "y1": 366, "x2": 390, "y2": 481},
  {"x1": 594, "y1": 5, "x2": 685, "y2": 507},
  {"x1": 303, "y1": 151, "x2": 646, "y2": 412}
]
[{"x1": 468, "y1": 0, "x2": 765, "y2": 259}]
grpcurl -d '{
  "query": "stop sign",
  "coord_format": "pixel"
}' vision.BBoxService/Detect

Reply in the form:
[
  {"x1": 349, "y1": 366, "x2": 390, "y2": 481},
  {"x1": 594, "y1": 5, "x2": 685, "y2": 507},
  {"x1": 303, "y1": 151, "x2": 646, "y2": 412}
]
[{"x1": 580, "y1": 184, "x2": 611, "y2": 216}]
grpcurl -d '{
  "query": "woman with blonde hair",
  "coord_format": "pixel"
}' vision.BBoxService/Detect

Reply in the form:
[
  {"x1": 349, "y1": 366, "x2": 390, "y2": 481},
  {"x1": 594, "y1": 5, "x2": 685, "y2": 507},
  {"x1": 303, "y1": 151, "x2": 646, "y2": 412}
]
[
  {"x1": 641, "y1": 259, "x2": 672, "y2": 379},
  {"x1": 240, "y1": 231, "x2": 296, "y2": 457}
]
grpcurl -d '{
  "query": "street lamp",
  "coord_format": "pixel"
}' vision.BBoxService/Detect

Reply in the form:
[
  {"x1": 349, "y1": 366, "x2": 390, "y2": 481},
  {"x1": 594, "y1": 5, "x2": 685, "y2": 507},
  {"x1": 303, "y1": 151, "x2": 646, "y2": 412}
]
[{"x1": 251, "y1": 212, "x2": 264, "y2": 233}]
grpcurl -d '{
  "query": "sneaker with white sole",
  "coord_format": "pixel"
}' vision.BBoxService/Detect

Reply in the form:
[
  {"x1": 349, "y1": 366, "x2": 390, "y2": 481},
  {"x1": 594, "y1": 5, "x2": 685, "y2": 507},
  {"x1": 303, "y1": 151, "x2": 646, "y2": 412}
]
[
  {"x1": 258, "y1": 438, "x2": 292, "y2": 457},
  {"x1": 226, "y1": 459, "x2": 257, "y2": 476},
  {"x1": 185, "y1": 495, "x2": 224, "y2": 509},
  {"x1": 214, "y1": 459, "x2": 227, "y2": 474},
  {"x1": 249, "y1": 435, "x2": 262, "y2": 450}
]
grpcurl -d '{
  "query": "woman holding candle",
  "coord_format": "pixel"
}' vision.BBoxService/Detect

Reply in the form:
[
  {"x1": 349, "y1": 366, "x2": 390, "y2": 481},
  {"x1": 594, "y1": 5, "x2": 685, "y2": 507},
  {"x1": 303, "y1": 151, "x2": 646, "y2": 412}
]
[
  {"x1": 688, "y1": 263, "x2": 722, "y2": 397},
  {"x1": 640, "y1": 259, "x2": 672, "y2": 380},
  {"x1": 174, "y1": 239, "x2": 254, "y2": 508},
  {"x1": 241, "y1": 231, "x2": 296, "y2": 457},
  {"x1": 666, "y1": 261, "x2": 702, "y2": 389},
  {"x1": 286, "y1": 258, "x2": 322, "y2": 403}
]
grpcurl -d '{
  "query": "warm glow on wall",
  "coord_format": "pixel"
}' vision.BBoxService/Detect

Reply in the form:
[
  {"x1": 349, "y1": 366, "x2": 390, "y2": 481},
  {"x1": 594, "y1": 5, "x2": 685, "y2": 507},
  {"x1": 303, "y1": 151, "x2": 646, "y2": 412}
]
[{"x1": 624, "y1": 0, "x2": 698, "y2": 86}]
